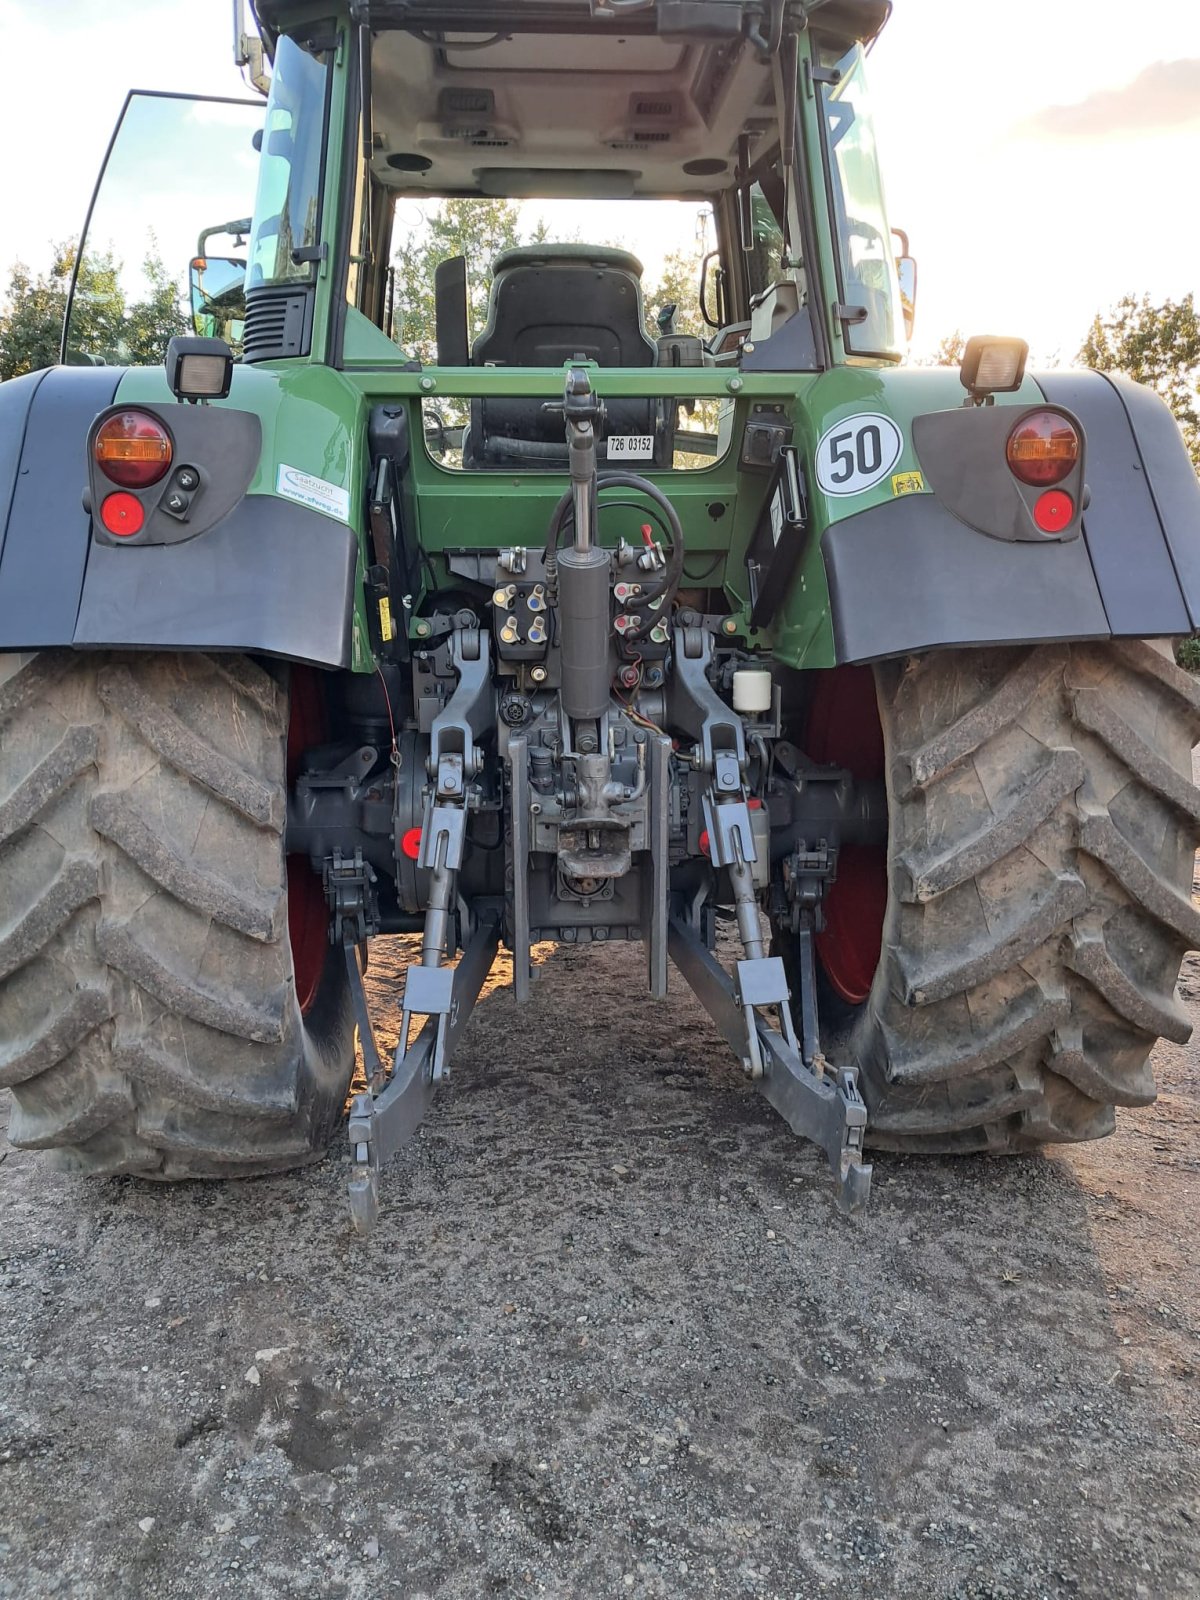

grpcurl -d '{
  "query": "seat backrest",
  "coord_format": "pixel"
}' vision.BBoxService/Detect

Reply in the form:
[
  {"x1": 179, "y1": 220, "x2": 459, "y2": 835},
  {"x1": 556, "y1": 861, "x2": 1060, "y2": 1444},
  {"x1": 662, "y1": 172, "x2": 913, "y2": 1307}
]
[{"x1": 472, "y1": 244, "x2": 658, "y2": 368}]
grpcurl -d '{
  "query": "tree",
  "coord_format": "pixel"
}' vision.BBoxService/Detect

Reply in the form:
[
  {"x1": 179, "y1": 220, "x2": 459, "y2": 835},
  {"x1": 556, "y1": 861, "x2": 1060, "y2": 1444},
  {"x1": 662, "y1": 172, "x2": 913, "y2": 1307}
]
[
  {"x1": 0, "y1": 243, "x2": 85, "y2": 379},
  {"x1": 933, "y1": 330, "x2": 965, "y2": 367},
  {"x1": 0, "y1": 239, "x2": 189, "y2": 380},
  {"x1": 120, "y1": 246, "x2": 190, "y2": 367},
  {"x1": 643, "y1": 246, "x2": 705, "y2": 340},
  {"x1": 392, "y1": 198, "x2": 536, "y2": 362},
  {"x1": 912, "y1": 329, "x2": 965, "y2": 369},
  {"x1": 1081, "y1": 293, "x2": 1200, "y2": 470}
]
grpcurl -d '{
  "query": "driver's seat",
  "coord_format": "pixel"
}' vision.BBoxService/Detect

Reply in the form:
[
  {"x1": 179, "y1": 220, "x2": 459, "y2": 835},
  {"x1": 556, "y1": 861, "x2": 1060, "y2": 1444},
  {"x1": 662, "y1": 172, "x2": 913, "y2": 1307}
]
[
  {"x1": 467, "y1": 244, "x2": 662, "y2": 466},
  {"x1": 472, "y1": 244, "x2": 658, "y2": 368}
]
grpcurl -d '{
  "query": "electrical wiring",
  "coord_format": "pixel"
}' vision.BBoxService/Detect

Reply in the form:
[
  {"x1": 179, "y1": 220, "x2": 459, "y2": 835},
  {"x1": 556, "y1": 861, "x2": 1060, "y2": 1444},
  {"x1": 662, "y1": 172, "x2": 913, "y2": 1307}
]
[
  {"x1": 681, "y1": 551, "x2": 725, "y2": 583},
  {"x1": 375, "y1": 666, "x2": 398, "y2": 762}
]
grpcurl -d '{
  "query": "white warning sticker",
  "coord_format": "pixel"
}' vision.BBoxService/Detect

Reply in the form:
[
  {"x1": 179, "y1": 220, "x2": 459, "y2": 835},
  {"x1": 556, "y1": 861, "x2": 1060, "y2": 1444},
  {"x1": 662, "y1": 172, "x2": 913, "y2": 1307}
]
[
  {"x1": 276, "y1": 464, "x2": 351, "y2": 523},
  {"x1": 607, "y1": 435, "x2": 655, "y2": 461}
]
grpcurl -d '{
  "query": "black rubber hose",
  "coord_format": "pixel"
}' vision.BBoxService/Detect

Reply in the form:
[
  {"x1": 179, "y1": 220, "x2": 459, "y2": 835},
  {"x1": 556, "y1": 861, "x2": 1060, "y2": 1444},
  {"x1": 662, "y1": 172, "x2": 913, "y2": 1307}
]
[
  {"x1": 545, "y1": 473, "x2": 683, "y2": 557},
  {"x1": 599, "y1": 471, "x2": 685, "y2": 601},
  {"x1": 543, "y1": 472, "x2": 686, "y2": 628}
]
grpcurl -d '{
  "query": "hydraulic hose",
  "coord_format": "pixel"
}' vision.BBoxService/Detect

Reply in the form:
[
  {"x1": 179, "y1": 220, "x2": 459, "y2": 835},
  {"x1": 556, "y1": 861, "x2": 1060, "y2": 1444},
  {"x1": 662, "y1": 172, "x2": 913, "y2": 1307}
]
[{"x1": 544, "y1": 471, "x2": 686, "y2": 632}]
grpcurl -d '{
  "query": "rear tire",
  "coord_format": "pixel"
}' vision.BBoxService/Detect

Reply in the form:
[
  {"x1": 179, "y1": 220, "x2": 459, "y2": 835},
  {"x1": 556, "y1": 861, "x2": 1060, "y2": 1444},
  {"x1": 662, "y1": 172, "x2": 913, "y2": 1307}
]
[
  {"x1": 804, "y1": 641, "x2": 1200, "y2": 1153},
  {"x1": 0, "y1": 651, "x2": 355, "y2": 1178}
]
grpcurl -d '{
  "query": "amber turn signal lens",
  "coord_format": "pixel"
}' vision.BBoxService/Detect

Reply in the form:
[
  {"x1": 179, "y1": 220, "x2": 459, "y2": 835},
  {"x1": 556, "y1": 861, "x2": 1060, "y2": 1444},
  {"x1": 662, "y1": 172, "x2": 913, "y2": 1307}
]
[
  {"x1": 94, "y1": 411, "x2": 172, "y2": 490},
  {"x1": 99, "y1": 491, "x2": 145, "y2": 537},
  {"x1": 1006, "y1": 410, "x2": 1080, "y2": 488}
]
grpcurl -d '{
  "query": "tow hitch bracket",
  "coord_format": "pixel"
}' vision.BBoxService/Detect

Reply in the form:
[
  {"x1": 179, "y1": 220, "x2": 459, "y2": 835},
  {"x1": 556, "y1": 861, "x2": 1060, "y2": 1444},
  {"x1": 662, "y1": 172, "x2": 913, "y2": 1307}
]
[
  {"x1": 347, "y1": 909, "x2": 501, "y2": 1234},
  {"x1": 668, "y1": 912, "x2": 872, "y2": 1213}
]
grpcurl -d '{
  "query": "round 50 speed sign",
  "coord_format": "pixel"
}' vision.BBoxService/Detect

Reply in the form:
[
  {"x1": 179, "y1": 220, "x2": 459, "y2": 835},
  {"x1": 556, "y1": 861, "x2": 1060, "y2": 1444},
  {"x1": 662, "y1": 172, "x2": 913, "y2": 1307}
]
[{"x1": 814, "y1": 413, "x2": 904, "y2": 497}]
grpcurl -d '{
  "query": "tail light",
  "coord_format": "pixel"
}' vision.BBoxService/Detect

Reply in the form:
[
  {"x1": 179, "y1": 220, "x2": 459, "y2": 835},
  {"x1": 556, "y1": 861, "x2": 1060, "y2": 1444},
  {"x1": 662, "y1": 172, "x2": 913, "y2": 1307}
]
[
  {"x1": 1006, "y1": 411, "x2": 1080, "y2": 487},
  {"x1": 98, "y1": 492, "x2": 145, "y2": 537},
  {"x1": 1033, "y1": 489, "x2": 1075, "y2": 534},
  {"x1": 93, "y1": 411, "x2": 173, "y2": 490}
]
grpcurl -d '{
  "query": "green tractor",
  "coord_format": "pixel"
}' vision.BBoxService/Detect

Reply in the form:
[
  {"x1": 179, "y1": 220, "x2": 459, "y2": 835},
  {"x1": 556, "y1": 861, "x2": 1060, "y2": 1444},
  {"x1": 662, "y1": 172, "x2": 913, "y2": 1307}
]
[{"x1": 4, "y1": 0, "x2": 1200, "y2": 1230}]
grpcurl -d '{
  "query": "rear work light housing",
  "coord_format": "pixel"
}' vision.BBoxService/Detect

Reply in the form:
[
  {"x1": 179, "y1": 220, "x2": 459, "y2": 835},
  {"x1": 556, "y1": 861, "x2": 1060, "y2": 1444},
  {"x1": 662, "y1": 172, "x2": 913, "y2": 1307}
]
[
  {"x1": 93, "y1": 411, "x2": 173, "y2": 490},
  {"x1": 959, "y1": 335, "x2": 1029, "y2": 405},
  {"x1": 165, "y1": 335, "x2": 234, "y2": 403}
]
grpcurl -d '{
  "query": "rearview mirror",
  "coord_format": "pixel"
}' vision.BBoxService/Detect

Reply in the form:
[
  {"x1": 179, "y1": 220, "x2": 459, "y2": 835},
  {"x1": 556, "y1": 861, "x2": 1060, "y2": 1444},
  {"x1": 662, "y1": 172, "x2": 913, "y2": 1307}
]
[
  {"x1": 190, "y1": 255, "x2": 247, "y2": 349},
  {"x1": 699, "y1": 249, "x2": 726, "y2": 329},
  {"x1": 895, "y1": 253, "x2": 917, "y2": 342}
]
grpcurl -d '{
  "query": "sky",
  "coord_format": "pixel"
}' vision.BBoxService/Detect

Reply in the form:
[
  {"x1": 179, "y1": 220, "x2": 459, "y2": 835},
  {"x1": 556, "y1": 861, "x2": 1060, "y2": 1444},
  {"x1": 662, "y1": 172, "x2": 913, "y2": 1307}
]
[{"x1": 1, "y1": 0, "x2": 1198, "y2": 363}]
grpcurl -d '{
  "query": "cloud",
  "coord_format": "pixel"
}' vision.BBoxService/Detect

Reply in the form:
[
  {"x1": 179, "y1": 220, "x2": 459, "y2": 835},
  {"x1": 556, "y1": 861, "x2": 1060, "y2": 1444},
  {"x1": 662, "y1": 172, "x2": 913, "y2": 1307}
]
[{"x1": 1020, "y1": 59, "x2": 1200, "y2": 139}]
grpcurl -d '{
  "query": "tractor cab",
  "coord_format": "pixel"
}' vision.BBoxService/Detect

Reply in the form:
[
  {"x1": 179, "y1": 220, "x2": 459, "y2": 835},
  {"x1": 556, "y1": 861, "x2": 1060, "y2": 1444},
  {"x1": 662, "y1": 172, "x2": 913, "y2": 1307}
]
[{"x1": 63, "y1": 0, "x2": 910, "y2": 397}]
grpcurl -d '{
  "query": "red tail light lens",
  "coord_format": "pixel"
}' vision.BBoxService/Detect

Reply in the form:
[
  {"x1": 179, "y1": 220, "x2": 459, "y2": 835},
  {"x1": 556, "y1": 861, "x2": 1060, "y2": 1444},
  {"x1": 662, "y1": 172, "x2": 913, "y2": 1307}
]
[
  {"x1": 1006, "y1": 411, "x2": 1080, "y2": 487},
  {"x1": 94, "y1": 411, "x2": 173, "y2": 490},
  {"x1": 99, "y1": 492, "x2": 145, "y2": 537},
  {"x1": 1033, "y1": 490, "x2": 1075, "y2": 534}
]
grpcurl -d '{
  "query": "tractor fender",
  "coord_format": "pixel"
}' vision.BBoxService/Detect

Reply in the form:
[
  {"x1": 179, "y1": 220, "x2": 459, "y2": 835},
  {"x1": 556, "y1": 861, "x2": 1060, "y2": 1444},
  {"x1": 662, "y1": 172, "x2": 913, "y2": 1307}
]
[
  {"x1": 0, "y1": 365, "x2": 357, "y2": 669},
  {"x1": 820, "y1": 370, "x2": 1199, "y2": 665}
]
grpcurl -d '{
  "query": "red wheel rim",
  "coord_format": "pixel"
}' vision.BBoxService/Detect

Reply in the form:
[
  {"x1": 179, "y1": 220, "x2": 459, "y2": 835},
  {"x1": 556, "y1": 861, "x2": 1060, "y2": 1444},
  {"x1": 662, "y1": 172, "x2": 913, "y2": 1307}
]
[
  {"x1": 287, "y1": 668, "x2": 329, "y2": 1016},
  {"x1": 805, "y1": 665, "x2": 887, "y2": 1006}
]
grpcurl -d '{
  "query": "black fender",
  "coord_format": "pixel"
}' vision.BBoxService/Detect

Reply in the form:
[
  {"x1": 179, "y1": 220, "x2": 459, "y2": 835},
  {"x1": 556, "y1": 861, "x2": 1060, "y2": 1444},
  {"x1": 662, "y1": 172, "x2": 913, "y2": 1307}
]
[
  {"x1": 821, "y1": 370, "x2": 1198, "y2": 664},
  {"x1": 0, "y1": 366, "x2": 357, "y2": 669}
]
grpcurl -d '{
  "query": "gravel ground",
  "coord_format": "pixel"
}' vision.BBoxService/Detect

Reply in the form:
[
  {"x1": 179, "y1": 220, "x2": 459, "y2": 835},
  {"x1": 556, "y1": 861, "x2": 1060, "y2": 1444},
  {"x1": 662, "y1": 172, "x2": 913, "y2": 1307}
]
[{"x1": 2, "y1": 930, "x2": 1199, "y2": 1599}]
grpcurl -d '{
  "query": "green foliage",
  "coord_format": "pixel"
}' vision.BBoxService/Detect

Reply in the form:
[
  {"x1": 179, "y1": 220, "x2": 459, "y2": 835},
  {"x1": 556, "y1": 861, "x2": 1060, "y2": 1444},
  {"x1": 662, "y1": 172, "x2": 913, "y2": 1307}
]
[
  {"x1": 1080, "y1": 293, "x2": 1200, "y2": 470},
  {"x1": 0, "y1": 239, "x2": 189, "y2": 380},
  {"x1": 645, "y1": 247, "x2": 705, "y2": 340},
  {"x1": 1175, "y1": 635, "x2": 1200, "y2": 673},
  {"x1": 913, "y1": 330, "x2": 965, "y2": 369},
  {"x1": 120, "y1": 249, "x2": 191, "y2": 367},
  {"x1": 0, "y1": 243, "x2": 79, "y2": 380},
  {"x1": 392, "y1": 197, "x2": 707, "y2": 359},
  {"x1": 392, "y1": 198, "x2": 534, "y2": 362}
]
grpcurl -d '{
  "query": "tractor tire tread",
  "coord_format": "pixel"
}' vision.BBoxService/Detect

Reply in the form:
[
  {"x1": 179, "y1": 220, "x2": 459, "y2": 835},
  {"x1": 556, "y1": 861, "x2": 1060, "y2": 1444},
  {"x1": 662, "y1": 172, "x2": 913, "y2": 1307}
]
[
  {"x1": 0, "y1": 651, "x2": 354, "y2": 1179},
  {"x1": 844, "y1": 640, "x2": 1200, "y2": 1153}
]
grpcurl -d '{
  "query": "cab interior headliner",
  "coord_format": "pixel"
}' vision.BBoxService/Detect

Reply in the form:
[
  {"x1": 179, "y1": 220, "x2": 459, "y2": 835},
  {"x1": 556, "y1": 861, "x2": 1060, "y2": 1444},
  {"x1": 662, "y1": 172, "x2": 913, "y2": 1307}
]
[{"x1": 368, "y1": 26, "x2": 778, "y2": 197}]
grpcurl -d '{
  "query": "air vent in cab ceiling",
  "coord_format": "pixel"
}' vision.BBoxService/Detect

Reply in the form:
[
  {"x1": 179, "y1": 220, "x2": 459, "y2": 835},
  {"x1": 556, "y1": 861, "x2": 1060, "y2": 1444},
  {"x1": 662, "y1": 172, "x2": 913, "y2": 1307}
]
[
  {"x1": 628, "y1": 92, "x2": 682, "y2": 121},
  {"x1": 438, "y1": 87, "x2": 495, "y2": 116}
]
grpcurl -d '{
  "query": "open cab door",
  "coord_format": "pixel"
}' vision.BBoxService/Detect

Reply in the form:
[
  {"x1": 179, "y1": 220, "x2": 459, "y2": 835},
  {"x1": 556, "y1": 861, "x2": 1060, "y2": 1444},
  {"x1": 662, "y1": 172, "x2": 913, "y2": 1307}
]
[{"x1": 63, "y1": 92, "x2": 263, "y2": 368}]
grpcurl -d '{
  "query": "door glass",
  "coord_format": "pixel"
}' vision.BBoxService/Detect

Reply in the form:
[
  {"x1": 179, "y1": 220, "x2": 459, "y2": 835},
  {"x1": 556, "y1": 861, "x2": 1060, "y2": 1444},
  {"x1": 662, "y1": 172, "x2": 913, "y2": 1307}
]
[
  {"x1": 818, "y1": 44, "x2": 905, "y2": 358},
  {"x1": 246, "y1": 37, "x2": 331, "y2": 289},
  {"x1": 64, "y1": 93, "x2": 262, "y2": 368}
]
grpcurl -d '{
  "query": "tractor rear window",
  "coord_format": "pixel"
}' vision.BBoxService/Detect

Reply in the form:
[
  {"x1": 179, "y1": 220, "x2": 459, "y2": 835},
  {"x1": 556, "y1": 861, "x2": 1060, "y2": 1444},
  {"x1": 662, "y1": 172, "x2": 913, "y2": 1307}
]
[
  {"x1": 389, "y1": 195, "x2": 717, "y2": 361},
  {"x1": 388, "y1": 196, "x2": 728, "y2": 473}
]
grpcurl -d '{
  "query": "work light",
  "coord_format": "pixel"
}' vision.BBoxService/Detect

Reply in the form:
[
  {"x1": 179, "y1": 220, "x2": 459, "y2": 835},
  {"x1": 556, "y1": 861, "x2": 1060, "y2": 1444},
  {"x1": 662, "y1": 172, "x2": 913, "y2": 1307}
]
[
  {"x1": 959, "y1": 336, "x2": 1029, "y2": 403},
  {"x1": 165, "y1": 336, "x2": 234, "y2": 403}
]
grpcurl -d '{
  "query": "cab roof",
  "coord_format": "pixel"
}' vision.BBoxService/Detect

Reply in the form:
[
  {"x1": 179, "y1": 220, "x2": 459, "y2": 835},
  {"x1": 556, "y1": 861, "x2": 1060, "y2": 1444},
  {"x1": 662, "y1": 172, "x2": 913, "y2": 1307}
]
[
  {"x1": 252, "y1": 1, "x2": 891, "y2": 200},
  {"x1": 255, "y1": 2, "x2": 890, "y2": 43}
]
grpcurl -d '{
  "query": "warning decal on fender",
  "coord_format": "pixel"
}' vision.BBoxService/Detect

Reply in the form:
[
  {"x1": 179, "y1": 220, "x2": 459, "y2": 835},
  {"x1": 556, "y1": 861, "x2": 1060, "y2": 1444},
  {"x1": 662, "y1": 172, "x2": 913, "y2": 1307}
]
[{"x1": 814, "y1": 414, "x2": 903, "y2": 497}]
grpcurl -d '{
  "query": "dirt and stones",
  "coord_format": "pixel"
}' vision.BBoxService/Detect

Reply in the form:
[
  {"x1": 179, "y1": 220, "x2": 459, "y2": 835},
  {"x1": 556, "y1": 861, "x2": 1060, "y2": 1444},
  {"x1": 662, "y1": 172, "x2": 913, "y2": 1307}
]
[{"x1": 1, "y1": 933, "x2": 1198, "y2": 1599}]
